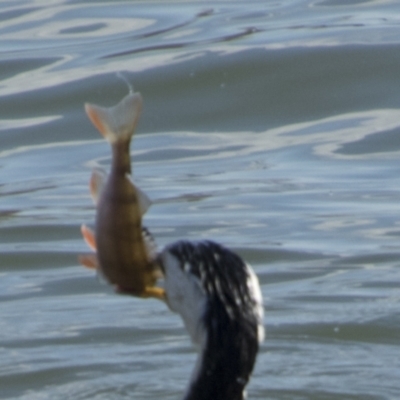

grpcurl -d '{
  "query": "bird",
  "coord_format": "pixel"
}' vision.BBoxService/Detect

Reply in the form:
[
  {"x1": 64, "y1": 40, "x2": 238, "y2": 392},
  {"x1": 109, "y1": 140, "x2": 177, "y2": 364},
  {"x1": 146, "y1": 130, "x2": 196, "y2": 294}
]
[{"x1": 159, "y1": 239, "x2": 264, "y2": 400}]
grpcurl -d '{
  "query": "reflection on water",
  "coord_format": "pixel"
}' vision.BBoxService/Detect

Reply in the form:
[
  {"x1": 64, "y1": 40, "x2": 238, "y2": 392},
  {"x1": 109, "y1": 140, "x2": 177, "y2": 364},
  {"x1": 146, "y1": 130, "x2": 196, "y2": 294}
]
[{"x1": 1, "y1": 0, "x2": 400, "y2": 399}]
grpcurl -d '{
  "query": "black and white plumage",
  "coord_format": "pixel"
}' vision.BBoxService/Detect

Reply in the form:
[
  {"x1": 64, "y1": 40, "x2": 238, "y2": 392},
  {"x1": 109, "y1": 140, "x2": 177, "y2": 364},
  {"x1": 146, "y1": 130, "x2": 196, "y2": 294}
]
[{"x1": 158, "y1": 240, "x2": 264, "y2": 400}]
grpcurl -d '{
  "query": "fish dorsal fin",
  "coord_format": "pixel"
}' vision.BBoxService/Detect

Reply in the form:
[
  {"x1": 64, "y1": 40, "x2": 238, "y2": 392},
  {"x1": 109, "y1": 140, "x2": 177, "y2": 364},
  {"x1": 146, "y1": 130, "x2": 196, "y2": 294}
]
[
  {"x1": 90, "y1": 168, "x2": 107, "y2": 205},
  {"x1": 90, "y1": 169, "x2": 151, "y2": 215},
  {"x1": 126, "y1": 174, "x2": 152, "y2": 216},
  {"x1": 85, "y1": 92, "x2": 143, "y2": 143},
  {"x1": 81, "y1": 224, "x2": 97, "y2": 251}
]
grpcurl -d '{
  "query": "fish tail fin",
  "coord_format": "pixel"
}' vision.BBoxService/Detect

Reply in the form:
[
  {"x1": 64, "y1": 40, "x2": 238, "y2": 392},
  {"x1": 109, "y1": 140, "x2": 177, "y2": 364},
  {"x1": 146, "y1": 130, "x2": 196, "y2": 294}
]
[{"x1": 84, "y1": 92, "x2": 142, "y2": 143}]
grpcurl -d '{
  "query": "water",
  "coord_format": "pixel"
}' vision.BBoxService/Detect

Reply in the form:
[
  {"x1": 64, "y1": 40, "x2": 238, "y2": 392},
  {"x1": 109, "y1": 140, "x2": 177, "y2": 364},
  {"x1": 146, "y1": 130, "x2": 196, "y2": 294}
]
[{"x1": 1, "y1": 0, "x2": 400, "y2": 398}]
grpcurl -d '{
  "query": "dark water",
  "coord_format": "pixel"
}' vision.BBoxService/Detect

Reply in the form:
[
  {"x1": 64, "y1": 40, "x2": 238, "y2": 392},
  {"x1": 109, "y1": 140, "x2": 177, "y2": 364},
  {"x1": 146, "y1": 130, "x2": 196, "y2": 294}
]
[{"x1": 0, "y1": 0, "x2": 400, "y2": 399}]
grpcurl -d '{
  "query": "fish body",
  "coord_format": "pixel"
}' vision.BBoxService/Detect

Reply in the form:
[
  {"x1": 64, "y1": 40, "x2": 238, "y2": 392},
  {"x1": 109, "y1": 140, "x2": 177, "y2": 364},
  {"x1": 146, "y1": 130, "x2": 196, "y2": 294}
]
[{"x1": 83, "y1": 92, "x2": 164, "y2": 299}]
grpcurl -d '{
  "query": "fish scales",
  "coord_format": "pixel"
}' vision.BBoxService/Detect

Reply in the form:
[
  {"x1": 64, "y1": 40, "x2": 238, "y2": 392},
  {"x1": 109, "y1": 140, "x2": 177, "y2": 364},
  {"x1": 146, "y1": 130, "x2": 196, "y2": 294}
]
[{"x1": 96, "y1": 169, "x2": 150, "y2": 291}]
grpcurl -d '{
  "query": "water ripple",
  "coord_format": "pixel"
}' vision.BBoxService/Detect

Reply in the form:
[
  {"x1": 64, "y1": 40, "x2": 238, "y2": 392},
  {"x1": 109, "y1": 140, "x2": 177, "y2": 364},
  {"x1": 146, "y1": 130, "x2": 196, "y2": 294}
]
[{"x1": 1, "y1": 1, "x2": 400, "y2": 399}]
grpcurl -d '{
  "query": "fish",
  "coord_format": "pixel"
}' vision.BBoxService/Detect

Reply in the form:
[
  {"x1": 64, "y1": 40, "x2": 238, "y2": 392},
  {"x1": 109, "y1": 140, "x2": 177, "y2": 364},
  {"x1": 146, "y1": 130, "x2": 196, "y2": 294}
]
[{"x1": 80, "y1": 92, "x2": 165, "y2": 301}]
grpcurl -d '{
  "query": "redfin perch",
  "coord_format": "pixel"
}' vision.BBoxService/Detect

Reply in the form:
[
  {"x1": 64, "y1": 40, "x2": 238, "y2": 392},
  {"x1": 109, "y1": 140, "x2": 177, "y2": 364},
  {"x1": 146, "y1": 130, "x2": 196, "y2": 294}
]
[{"x1": 81, "y1": 92, "x2": 165, "y2": 300}]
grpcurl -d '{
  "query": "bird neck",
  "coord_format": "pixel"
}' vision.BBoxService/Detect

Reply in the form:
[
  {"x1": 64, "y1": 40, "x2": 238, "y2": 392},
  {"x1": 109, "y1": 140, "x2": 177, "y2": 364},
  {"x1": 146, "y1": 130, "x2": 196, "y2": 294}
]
[
  {"x1": 183, "y1": 299, "x2": 259, "y2": 400},
  {"x1": 162, "y1": 240, "x2": 263, "y2": 400}
]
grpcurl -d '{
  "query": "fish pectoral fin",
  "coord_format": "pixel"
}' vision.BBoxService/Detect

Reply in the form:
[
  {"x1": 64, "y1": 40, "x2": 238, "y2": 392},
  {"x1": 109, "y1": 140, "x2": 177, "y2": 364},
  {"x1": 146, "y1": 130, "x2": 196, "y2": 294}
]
[
  {"x1": 78, "y1": 253, "x2": 99, "y2": 270},
  {"x1": 126, "y1": 174, "x2": 152, "y2": 216},
  {"x1": 81, "y1": 224, "x2": 97, "y2": 251}
]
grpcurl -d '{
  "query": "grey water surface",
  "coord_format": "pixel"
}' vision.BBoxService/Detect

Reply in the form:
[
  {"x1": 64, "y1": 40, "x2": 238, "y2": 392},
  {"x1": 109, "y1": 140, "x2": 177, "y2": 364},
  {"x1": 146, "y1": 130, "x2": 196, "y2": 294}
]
[{"x1": 0, "y1": 0, "x2": 400, "y2": 399}]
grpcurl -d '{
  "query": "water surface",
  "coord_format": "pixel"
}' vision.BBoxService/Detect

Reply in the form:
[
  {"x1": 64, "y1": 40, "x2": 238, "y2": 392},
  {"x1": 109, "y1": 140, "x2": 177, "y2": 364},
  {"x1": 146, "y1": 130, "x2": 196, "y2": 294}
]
[{"x1": 1, "y1": 1, "x2": 400, "y2": 399}]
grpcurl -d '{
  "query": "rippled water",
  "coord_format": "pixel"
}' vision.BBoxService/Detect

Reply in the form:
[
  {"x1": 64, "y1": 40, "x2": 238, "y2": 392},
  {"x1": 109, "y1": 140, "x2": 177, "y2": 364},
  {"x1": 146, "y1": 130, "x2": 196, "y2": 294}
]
[{"x1": 1, "y1": 0, "x2": 400, "y2": 399}]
